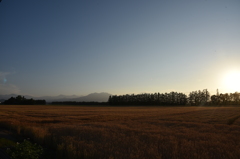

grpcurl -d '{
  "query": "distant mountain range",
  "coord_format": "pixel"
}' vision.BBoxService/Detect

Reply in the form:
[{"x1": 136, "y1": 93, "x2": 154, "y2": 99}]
[{"x1": 0, "y1": 92, "x2": 111, "y2": 103}]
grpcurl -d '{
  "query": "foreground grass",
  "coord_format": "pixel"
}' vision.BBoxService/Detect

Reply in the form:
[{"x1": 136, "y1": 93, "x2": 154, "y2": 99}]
[
  {"x1": 0, "y1": 138, "x2": 15, "y2": 148},
  {"x1": 0, "y1": 105, "x2": 240, "y2": 159}
]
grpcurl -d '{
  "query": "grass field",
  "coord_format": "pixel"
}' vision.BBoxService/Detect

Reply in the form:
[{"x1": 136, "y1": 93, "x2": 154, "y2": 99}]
[{"x1": 0, "y1": 105, "x2": 240, "y2": 159}]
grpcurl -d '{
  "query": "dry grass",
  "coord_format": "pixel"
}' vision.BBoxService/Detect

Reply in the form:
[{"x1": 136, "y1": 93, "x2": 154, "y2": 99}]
[{"x1": 0, "y1": 105, "x2": 240, "y2": 159}]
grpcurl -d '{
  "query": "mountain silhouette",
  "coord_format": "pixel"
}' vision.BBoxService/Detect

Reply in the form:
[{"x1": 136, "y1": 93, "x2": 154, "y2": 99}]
[
  {"x1": 72, "y1": 92, "x2": 111, "y2": 102},
  {"x1": 0, "y1": 92, "x2": 111, "y2": 102}
]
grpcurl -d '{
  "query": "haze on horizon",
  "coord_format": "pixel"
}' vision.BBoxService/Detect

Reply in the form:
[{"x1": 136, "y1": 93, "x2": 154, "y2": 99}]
[{"x1": 0, "y1": 0, "x2": 240, "y2": 97}]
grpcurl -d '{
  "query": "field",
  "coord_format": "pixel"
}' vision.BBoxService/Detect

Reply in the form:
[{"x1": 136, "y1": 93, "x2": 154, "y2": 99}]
[{"x1": 0, "y1": 105, "x2": 240, "y2": 159}]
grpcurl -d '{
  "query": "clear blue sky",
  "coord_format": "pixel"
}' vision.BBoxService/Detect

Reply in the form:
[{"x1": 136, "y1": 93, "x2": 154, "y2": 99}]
[{"x1": 1, "y1": 0, "x2": 240, "y2": 97}]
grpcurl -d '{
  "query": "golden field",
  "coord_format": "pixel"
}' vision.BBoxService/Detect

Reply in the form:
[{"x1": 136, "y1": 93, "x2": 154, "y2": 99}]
[{"x1": 0, "y1": 105, "x2": 240, "y2": 159}]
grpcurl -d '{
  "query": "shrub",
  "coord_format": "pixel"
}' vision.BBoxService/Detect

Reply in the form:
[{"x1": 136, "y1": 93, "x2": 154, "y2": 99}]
[{"x1": 7, "y1": 139, "x2": 43, "y2": 159}]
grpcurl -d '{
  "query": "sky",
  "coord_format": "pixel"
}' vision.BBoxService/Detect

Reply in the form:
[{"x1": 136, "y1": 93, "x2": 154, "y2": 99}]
[{"x1": 0, "y1": 0, "x2": 240, "y2": 97}]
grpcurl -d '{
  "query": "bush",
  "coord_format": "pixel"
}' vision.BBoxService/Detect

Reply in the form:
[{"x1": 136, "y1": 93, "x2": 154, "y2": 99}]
[{"x1": 7, "y1": 139, "x2": 43, "y2": 159}]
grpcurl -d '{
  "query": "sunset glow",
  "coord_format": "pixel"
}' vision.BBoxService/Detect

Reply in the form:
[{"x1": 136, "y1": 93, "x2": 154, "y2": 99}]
[{"x1": 223, "y1": 70, "x2": 240, "y2": 93}]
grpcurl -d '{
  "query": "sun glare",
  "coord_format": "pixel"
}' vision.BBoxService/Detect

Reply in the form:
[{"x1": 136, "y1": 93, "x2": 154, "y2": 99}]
[{"x1": 223, "y1": 70, "x2": 240, "y2": 93}]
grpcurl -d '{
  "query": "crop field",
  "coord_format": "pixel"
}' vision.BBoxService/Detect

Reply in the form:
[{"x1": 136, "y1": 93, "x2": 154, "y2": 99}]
[{"x1": 0, "y1": 105, "x2": 240, "y2": 159}]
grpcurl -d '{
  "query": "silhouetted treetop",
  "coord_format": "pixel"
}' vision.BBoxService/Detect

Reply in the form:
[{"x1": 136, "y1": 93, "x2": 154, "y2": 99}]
[
  {"x1": 108, "y1": 89, "x2": 240, "y2": 106},
  {"x1": 3, "y1": 95, "x2": 46, "y2": 105}
]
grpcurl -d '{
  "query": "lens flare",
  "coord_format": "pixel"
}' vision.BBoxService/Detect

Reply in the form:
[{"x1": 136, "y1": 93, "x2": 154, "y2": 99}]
[{"x1": 223, "y1": 70, "x2": 240, "y2": 93}]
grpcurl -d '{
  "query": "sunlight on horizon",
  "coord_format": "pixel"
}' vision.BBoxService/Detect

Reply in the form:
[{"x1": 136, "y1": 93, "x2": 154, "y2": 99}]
[{"x1": 222, "y1": 70, "x2": 240, "y2": 93}]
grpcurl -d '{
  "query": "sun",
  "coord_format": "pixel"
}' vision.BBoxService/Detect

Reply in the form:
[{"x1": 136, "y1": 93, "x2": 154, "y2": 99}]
[{"x1": 223, "y1": 70, "x2": 240, "y2": 93}]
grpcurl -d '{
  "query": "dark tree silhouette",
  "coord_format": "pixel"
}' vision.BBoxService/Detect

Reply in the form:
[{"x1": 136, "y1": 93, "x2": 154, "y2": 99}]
[
  {"x1": 3, "y1": 95, "x2": 46, "y2": 105},
  {"x1": 108, "y1": 91, "x2": 188, "y2": 106},
  {"x1": 188, "y1": 89, "x2": 210, "y2": 106},
  {"x1": 209, "y1": 91, "x2": 240, "y2": 106}
]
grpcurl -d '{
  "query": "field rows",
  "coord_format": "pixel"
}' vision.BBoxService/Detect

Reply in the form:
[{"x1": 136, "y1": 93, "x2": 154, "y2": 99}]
[{"x1": 0, "y1": 106, "x2": 240, "y2": 159}]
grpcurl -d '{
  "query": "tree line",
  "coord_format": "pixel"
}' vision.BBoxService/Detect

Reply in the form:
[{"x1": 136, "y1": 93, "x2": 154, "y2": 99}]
[
  {"x1": 3, "y1": 95, "x2": 46, "y2": 105},
  {"x1": 51, "y1": 101, "x2": 107, "y2": 105},
  {"x1": 2, "y1": 90, "x2": 240, "y2": 106},
  {"x1": 108, "y1": 89, "x2": 240, "y2": 106}
]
